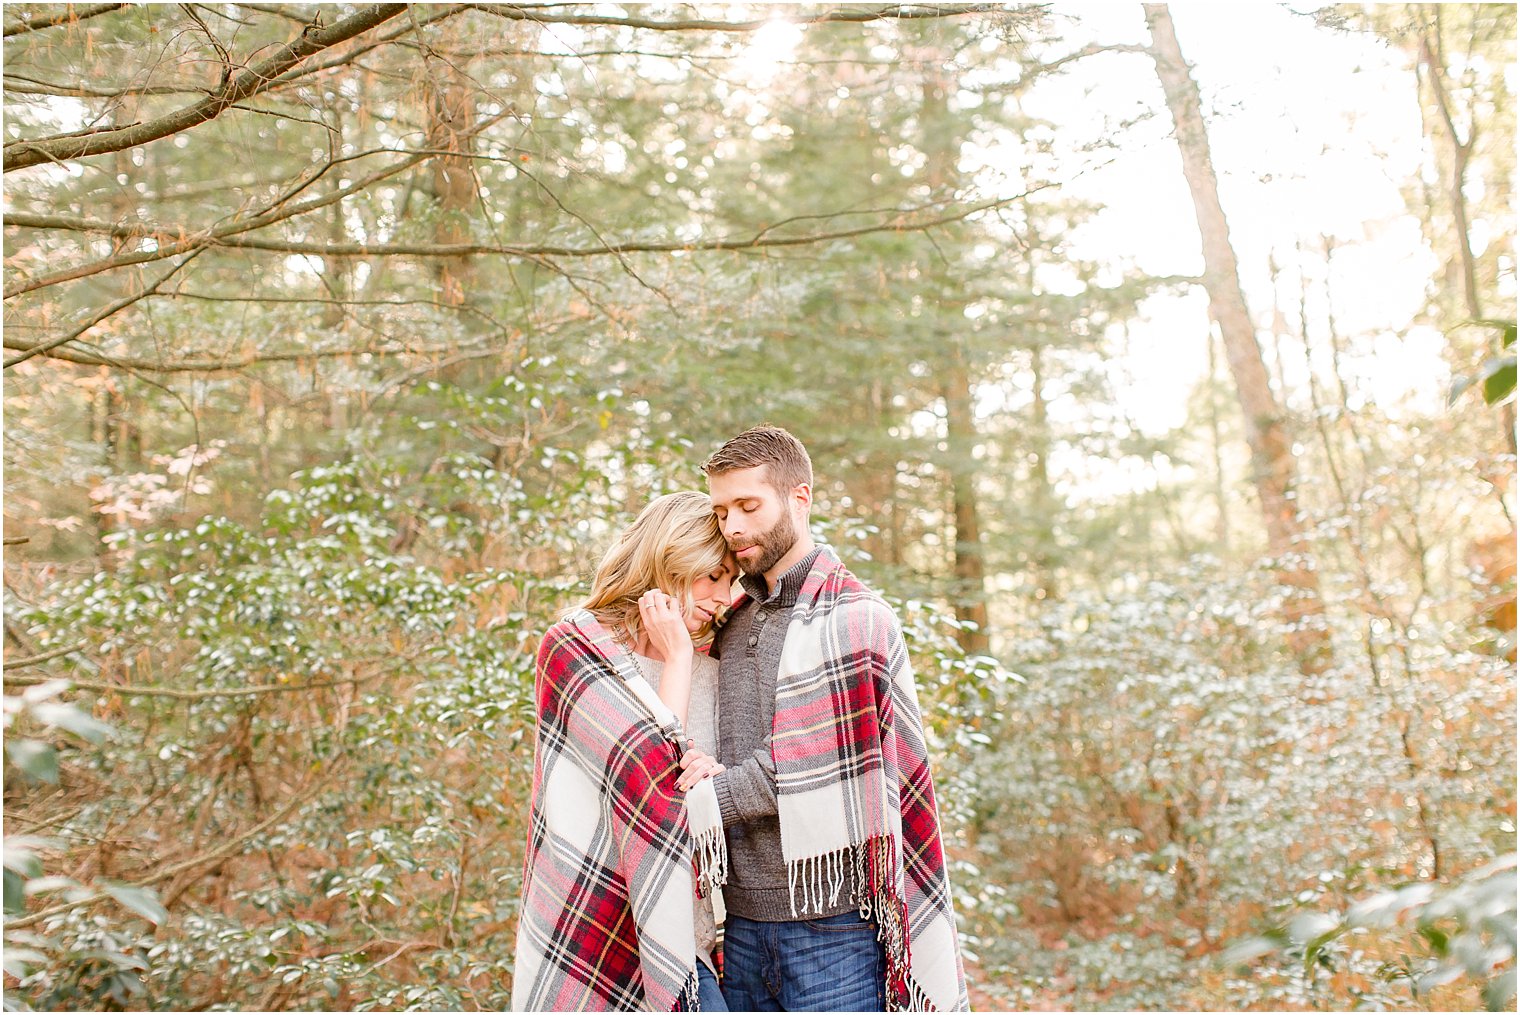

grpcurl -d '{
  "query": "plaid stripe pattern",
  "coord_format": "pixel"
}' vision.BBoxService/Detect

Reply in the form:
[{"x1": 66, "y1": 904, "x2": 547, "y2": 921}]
[
  {"x1": 767, "y1": 547, "x2": 969, "y2": 1012},
  {"x1": 512, "y1": 610, "x2": 724, "y2": 1012}
]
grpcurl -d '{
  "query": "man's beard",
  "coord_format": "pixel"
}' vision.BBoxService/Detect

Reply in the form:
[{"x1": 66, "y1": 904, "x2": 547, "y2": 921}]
[{"x1": 732, "y1": 510, "x2": 798, "y2": 577}]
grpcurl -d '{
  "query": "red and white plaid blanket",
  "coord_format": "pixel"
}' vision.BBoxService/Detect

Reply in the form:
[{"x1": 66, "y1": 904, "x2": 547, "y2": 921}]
[
  {"x1": 512, "y1": 610, "x2": 725, "y2": 1012},
  {"x1": 765, "y1": 547, "x2": 969, "y2": 1012}
]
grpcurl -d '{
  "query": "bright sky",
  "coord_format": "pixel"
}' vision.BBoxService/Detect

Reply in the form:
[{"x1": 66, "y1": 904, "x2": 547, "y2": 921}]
[
  {"x1": 964, "y1": 2, "x2": 1454, "y2": 503},
  {"x1": 1020, "y1": 3, "x2": 1445, "y2": 433}
]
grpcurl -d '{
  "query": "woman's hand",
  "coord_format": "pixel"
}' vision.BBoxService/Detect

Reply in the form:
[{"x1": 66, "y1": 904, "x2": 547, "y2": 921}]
[
  {"x1": 638, "y1": 588, "x2": 695, "y2": 663},
  {"x1": 677, "y1": 745, "x2": 726, "y2": 791}
]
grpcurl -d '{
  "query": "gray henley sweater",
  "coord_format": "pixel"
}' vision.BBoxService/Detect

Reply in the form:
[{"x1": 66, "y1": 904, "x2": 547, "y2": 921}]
[{"x1": 711, "y1": 547, "x2": 855, "y2": 922}]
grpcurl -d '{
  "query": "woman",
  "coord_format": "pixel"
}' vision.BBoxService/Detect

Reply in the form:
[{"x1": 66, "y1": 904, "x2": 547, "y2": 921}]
[{"x1": 513, "y1": 491, "x2": 736, "y2": 1012}]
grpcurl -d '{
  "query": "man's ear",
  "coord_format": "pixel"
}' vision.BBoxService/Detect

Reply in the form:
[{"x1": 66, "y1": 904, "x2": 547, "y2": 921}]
[{"x1": 792, "y1": 483, "x2": 813, "y2": 513}]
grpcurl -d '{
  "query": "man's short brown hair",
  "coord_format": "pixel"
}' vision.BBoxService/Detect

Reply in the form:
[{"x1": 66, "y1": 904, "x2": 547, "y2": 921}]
[{"x1": 702, "y1": 425, "x2": 813, "y2": 494}]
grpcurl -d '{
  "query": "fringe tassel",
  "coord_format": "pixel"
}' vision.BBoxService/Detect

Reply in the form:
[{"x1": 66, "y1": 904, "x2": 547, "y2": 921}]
[
  {"x1": 785, "y1": 834, "x2": 938, "y2": 1012},
  {"x1": 692, "y1": 824, "x2": 728, "y2": 898},
  {"x1": 900, "y1": 973, "x2": 936, "y2": 1013},
  {"x1": 675, "y1": 965, "x2": 702, "y2": 1012}
]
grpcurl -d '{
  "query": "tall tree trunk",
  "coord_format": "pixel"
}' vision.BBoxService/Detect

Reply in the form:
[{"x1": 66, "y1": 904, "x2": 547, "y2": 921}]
[
  {"x1": 1144, "y1": 3, "x2": 1332, "y2": 674},
  {"x1": 424, "y1": 45, "x2": 480, "y2": 307},
  {"x1": 944, "y1": 348, "x2": 991, "y2": 653},
  {"x1": 919, "y1": 55, "x2": 990, "y2": 654}
]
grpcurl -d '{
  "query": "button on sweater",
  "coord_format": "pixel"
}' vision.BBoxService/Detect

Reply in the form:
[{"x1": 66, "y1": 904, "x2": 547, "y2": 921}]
[{"x1": 712, "y1": 547, "x2": 855, "y2": 922}]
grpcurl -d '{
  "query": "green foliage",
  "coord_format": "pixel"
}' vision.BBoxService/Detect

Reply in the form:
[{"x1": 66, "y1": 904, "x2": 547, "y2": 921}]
[
  {"x1": 3, "y1": 441, "x2": 1007, "y2": 1009},
  {"x1": 1449, "y1": 320, "x2": 1517, "y2": 406},
  {"x1": 2, "y1": 687, "x2": 163, "y2": 1012},
  {"x1": 1227, "y1": 854, "x2": 1517, "y2": 1011},
  {"x1": 3, "y1": 3, "x2": 1516, "y2": 1011},
  {"x1": 958, "y1": 561, "x2": 1514, "y2": 1010}
]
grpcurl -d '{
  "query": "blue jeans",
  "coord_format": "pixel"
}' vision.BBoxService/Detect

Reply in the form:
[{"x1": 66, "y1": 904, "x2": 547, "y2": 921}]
[
  {"x1": 721, "y1": 911, "x2": 886, "y2": 1012},
  {"x1": 697, "y1": 961, "x2": 728, "y2": 1012}
]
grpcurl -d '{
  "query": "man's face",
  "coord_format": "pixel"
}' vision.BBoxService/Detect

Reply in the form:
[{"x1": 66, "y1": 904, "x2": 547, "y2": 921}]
[{"x1": 708, "y1": 466, "x2": 802, "y2": 578}]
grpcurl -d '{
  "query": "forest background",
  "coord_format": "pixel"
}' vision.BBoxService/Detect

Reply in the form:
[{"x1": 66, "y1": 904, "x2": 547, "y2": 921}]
[{"x1": 2, "y1": 2, "x2": 1515, "y2": 1011}]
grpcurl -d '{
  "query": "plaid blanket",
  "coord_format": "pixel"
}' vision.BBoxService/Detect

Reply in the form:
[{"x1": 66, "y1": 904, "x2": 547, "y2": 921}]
[
  {"x1": 764, "y1": 546, "x2": 969, "y2": 1012},
  {"x1": 512, "y1": 610, "x2": 726, "y2": 1012}
]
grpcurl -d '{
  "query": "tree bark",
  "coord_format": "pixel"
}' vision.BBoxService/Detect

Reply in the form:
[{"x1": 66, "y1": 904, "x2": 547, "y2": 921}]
[
  {"x1": 1143, "y1": 4, "x2": 1332, "y2": 674},
  {"x1": 424, "y1": 51, "x2": 480, "y2": 306}
]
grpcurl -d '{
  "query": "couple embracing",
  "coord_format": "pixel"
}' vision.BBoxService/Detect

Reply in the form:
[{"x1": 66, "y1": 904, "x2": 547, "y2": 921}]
[{"x1": 513, "y1": 427, "x2": 969, "y2": 1013}]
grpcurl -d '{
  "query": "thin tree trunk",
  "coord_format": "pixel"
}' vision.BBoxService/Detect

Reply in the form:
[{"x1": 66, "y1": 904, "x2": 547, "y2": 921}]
[
  {"x1": 1144, "y1": 3, "x2": 1332, "y2": 674},
  {"x1": 1417, "y1": 7, "x2": 1515, "y2": 455},
  {"x1": 1206, "y1": 327, "x2": 1231, "y2": 553},
  {"x1": 322, "y1": 98, "x2": 349, "y2": 329},
  {"x1": 1030, "y1": 345, "x2": 1058, "y2": 600},
  {"x1": 861, "y1": 377, "x2": 902, "y2": 568},
  {"x1": 1297, "y1": 256, "x2": 1446, "y2": 875}
]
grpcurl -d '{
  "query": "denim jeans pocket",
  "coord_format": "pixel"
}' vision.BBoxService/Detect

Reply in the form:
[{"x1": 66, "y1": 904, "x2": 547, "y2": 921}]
[
  {"x1": 785, "y1": 914, "x2": 886, "y2": 1011},
  {"x1": 801, "y1": 912, "x2": 875, "y2": 934}
]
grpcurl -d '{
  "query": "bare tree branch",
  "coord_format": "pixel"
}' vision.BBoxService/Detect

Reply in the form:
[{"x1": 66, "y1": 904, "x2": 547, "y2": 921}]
[
  {"x1": 2, "y1": 3, "x2": 124, "y2": 37},
  {"x1": 234, "y1": 3, "x2": 319, "y2": 27},
  {"x1": 3, "y1": 3, "x2": 412, "y2": 171},
  {"x1": 206, "y1": 192, "x2": 1033, "y2": 257},
  {"x1": 467, "y1": 3, "x2": 1007, "y2": 32},
  {"x1": 1, "y1": 335, "x2": 512, "y2": 374},
  {"x1": 4, "y1": 666, "x2": 397, "y2": 699},
  {"x1": 4, "y1": 644, "x2": 88, "y2": 669},
  {"x1": 3, "y1": 776, "x2": 322, "y2": 930},
  {"x1": 2, "y1": 72, "x2": 202, "y2": 99},
  {"x1": 4, "y1": 250, "x2": 205, "y2": 368},
  {"x1": 5, "y1": 112, "x2": 515, "y2": 300},
  {"x1": 8, "y1": 194, "x2": 1033, "y2": 270},
  {"x1": 1026, "y1": 41, "x2": 1151, "y2": 80},
  {"x1": 257, "y1": 3, "x2": 471, "y2": 91}
]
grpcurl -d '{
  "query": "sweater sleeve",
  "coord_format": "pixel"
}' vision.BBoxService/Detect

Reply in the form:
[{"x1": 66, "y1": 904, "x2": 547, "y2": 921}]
[{"x1": 713, "y1": 743, "x2": 777, "y2": 825}]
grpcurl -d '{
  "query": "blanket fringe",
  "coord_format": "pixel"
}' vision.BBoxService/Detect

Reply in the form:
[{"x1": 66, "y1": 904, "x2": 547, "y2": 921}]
[
  {"x1": 692, "y1": 823, "x2": 728, "y2": 898},
  {"x1": 785, "y1": 834, "x2": 938, "y2": 1012},
  {"x1": 675, "y1": 965, "x2": 701, "y2": 1012}
]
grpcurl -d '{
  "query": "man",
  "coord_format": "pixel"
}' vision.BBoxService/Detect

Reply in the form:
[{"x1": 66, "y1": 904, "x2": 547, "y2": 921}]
[{"x1": 687, "y1": 425, "x2": 968, "y2": 1012}]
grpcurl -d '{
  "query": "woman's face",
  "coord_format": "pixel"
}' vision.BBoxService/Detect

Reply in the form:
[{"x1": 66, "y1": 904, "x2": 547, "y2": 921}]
[{"x1": 684, "y1": 558, "x2": 738, "y2": 634}]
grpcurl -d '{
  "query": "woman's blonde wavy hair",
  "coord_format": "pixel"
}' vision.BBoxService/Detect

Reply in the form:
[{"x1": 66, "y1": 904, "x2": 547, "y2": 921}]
[{"x1": 574, "y1": 491, "x2": 732, "y2": 648}]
